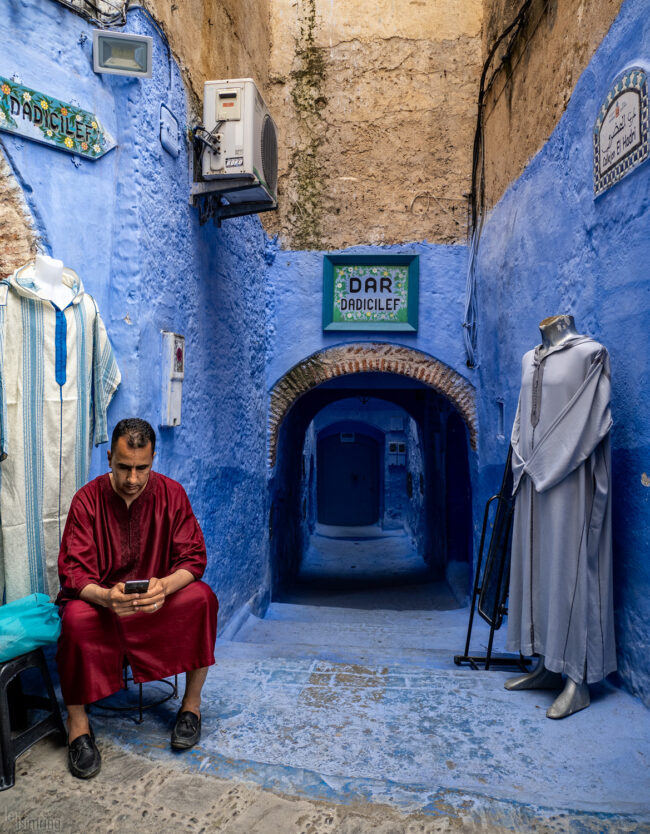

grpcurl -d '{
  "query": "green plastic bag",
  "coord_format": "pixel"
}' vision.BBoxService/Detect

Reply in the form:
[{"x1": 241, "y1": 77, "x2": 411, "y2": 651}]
[{"x1": 0, "y1": 593, "x2": 61, "y2": 662}]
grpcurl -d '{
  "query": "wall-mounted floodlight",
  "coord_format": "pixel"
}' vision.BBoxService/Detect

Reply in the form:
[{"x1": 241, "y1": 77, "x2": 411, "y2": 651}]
[{"x1": 92, "y1": 29, "x2": 153, "y2": 78}]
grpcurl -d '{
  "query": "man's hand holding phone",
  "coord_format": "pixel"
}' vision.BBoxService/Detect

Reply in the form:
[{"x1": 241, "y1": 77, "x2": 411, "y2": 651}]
[
  {"x1": 81, "y1": 577, "x2": 168, "y2": 616},
  {"x1": 124, "y1": 577, "x2": 166, "y2": 614}
]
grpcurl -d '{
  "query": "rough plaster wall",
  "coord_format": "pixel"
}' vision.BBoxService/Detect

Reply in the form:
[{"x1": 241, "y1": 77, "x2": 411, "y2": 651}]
[
  {"x1": 266, "y1": 0, "x2": 483, "y2": 249},
  {"x1": 0, "y1": 151, "x2": 38, "y2": 278},
  {"x1": 480, "y1": 0, "x2": 624, "y2": 210},
  {"x1": 0, "y1": 2, "x2": 269, "y2": 626},
  {"x1": 475, "y1": 0, "x2": 650, "y2": 704},
  {"x1": 145, "y1": 0, "x2": 270, "y2": 112}
]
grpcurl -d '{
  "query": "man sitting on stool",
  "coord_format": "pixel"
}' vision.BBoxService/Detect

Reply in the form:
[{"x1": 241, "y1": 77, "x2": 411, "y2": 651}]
[{"x1": 56, "y1": 418, "x2": 218, "y2": 779}]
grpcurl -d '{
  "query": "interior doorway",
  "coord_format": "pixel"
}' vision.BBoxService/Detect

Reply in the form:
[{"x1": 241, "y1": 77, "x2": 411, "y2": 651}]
[{"x1": 317, "y1": 429, "x2": 381, "y2": 527}]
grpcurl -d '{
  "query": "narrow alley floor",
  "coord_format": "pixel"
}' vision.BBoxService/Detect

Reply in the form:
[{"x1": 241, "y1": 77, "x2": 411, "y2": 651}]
[
  {"x1": 5, "y1": 529, "x2": 650, "y2": 833},
  {"x1": 277, "y1": 524, "x2": 461, "y2": 610}
]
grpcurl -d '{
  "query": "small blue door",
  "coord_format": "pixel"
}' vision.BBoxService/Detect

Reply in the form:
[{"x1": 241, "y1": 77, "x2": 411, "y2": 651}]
[{"x1": 317, "y1": 432, "x2": 380, "y2": 526}]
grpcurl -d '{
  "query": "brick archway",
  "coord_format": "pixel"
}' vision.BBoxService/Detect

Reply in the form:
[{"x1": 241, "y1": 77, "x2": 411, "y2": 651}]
[{"x1": 268, "y1": 343, "x2": 476, "y2": 467}]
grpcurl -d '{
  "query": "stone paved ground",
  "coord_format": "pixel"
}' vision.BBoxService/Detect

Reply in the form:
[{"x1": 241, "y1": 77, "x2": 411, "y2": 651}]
[
  {"x1": 5, "y1": 532, "x2": 650, "y2": 833},
  {"x1": 4, "y1": 736, "x2": 502, "y2": 834},
  {"x1": 4, "y1": 734, "x2": 646, "y2": 834}
]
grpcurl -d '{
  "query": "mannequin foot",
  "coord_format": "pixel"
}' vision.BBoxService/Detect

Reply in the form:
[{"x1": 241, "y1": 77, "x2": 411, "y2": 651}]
[
  {"x1": 547, "y1": 679, "x2": 589, "y2": 719},
  {"x1": 504, "y1": 656, "x2": 563, "y2": 691}
]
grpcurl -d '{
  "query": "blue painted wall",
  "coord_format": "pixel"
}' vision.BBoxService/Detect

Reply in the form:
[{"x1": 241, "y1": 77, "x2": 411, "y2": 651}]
[
  {"x1": 474, "y1": 0, "x2": 650, "y2": 704},
  {"x1": 265, "y1": 242, "x2": 478, "y2": 596},
  {"x1": 7, "y1": 0, "x2": 646, "y2": 710},
  {"x1": 0, "y1": 1, "x2": 269, "y2": 625},
  {"x1": 264, "y1": 241, "x2": 472, "y2": 389}
]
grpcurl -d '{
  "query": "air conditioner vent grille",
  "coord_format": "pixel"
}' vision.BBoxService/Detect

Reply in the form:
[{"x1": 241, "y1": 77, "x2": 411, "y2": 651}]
[{"x1": 261, "y1": 114, "x2": 278, "y2": 196}]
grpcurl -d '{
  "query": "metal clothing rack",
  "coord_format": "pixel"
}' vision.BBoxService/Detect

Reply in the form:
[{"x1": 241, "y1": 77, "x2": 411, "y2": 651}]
[{"x1": 454, "y1": 445, "x2": 530, "y2": 672}]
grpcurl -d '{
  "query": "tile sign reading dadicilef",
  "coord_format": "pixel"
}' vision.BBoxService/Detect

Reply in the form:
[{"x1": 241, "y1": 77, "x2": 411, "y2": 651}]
[
  {"x1": 333, "y1": 264, "x2": 408, "y2": 324},
  {"x1": 0, "y1": 76, "x2": 115, "y2": 160}
]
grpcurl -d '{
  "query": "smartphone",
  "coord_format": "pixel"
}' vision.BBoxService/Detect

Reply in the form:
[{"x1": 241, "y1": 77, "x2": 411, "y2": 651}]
[{"x1": 124, "y1": 579, "x2": 149, "y2": 594}]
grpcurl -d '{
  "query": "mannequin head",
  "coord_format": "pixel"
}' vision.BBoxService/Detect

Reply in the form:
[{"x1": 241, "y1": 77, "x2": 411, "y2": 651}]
[
  {"x1": 33, "y1": 254, "x2": 64, "y2": 288},
  {"x1": 539, "y1": 314, "x2": 578, "y2": 349}
]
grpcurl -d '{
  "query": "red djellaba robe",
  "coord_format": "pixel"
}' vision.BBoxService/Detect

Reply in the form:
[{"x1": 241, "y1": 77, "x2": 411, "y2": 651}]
[{"x1": 56, "y1": 471, "x2": 218, "y2": 704}]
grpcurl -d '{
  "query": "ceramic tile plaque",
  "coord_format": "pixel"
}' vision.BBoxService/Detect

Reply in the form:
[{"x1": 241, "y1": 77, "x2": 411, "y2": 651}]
[
  {"x1": 594, "y1": 67, "x2": 648, "y2": 197},
  {"x1": 0, "y1": 76, "x2": 116, "y2": 160},
  {"x1": 322, "y1": 255, "x2": 418, "y2": 331}
]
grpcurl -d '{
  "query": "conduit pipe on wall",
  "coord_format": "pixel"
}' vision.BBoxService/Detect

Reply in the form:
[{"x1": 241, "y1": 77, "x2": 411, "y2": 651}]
[{"x1": 464, "y1": 0, "x2": 532, "y2": 367}]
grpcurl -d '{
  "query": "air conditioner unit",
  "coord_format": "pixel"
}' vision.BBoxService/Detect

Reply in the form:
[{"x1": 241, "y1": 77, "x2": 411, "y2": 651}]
[{"x1": 201, "y1": 78, "x2": 278, "y2": 208}]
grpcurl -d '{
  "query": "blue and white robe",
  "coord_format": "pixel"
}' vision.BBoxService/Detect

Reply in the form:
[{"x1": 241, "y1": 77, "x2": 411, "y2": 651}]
[{"x1": 0, "y1": 265, "x2": 120, "y2": 602}]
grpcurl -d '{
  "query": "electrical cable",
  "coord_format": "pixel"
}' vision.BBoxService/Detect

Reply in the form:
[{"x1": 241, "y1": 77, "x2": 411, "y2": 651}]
[
  {"x1": 126, "y1": 2, "x2": 172, "y2": 82},
  {"x1": 483, "y1": 0, "x2": 552, "y2": 124},
  {"x1": 52, "y1": 1, "x2": 176, "y2": 105},
  {"x1": 50, "y1": 0, "x2": 126, "y2": 28},
  {"x1": 193, "y1": 121, "x2": 224, "y2": 170},
  {"x1": 409, "y1": 191, "x2": 463, "y2": 226},
  {"x1": 470, "y1": 0, "x2": 532, "y2": 232},
  {"x1": 463, "y1": 0, "x2": 533, "y2": 368}
]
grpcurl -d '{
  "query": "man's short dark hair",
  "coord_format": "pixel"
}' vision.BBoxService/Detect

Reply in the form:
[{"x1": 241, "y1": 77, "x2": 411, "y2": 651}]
[{"x1": 111, "y1": 418, "x2": 156, "y2": 453}]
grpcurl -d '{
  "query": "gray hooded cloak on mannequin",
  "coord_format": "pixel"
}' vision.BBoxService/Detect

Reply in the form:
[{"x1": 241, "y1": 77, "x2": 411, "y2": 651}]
[{"x1": 506, "y1": 335, "x2": 617, "y2": 685}]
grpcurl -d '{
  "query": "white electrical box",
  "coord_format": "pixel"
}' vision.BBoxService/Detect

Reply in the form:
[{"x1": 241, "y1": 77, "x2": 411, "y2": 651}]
[
  {"x1": 201, "y1": 78, "x2": 278, "y2": 207},
  {"x1": 161, "y1": 331, "x2": 185, "y2": 427},
  {"x1": 160, "y1": 104, "x2": 179, "y2": 158}
]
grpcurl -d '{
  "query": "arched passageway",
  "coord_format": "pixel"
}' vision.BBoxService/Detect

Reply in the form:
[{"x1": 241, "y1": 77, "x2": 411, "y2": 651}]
[
  {"x1": 268, "y1": 343, "x2": 477, "y2": 468},
  {"x1": 269, "y1": 347, "x2": 476, "y2": 609}
]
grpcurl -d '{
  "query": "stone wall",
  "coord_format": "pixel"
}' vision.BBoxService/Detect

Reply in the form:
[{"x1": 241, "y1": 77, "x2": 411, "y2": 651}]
[
  {"x1": 146, "y1": 0, "x2": 271, "y2": 113},
  {"x1": 265, "y1": 0, "x2": 483, "y2": 249},
  {"x1": 480, "y1": 0, "x2": 623, "y2": 211},
  {"x1": 0, "y1": 151, "x2": 38, "y2": 278}
]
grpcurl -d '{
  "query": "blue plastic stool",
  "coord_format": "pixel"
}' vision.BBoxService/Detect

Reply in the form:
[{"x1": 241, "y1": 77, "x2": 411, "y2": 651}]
[{"x1": 0, "y1": 648, "x2": 66, "y2": 790}]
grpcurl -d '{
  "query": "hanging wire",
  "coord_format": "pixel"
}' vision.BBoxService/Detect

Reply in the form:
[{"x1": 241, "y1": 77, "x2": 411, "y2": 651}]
[
  {"x1": 126, "y1": 3, "x2": 174, "y2": 92},
  {"x1": 50, "y1": 0, "x2": 127, "y2": 28},
  {"x1": 463, "y1": 0, "x2": 533, "y2": 368},
  {"x1": 463, "y1": 224, "x2": 482, "y2": 368}
]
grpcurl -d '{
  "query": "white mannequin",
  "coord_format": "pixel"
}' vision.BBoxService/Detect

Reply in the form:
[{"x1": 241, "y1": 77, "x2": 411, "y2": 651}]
[{"x1": 31, "y1": 254, "x2": 75, "y2": 309}]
